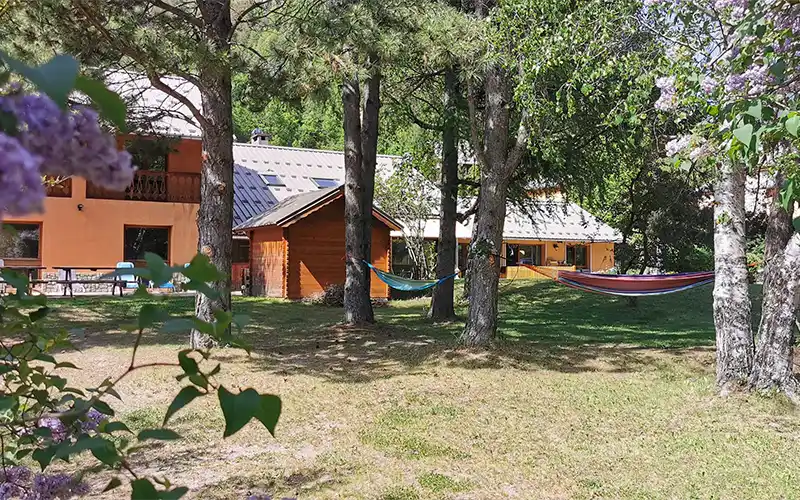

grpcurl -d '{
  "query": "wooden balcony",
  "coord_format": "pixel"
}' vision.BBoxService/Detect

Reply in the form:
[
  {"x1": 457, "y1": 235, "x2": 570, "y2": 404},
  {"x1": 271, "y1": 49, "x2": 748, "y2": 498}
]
[
  {"x1": 87, "y1": 171, "x2": 201, "y2": 203},
  {"x1": 44, "y1": 177, "x2": 72, "y2": 197}
]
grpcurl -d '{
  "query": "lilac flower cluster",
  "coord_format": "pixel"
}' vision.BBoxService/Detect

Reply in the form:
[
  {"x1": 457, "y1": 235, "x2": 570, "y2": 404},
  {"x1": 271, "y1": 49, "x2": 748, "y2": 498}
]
[
  {"x1": 665, "y1": 135, "x2": 692, "y2": 157},
  {"x1": 79, "y1": 409, "x2": 105, "y2": 433},
  {"x1": 714, "y1": 0, "x2": 748, "y2": 20},
  {"x1": 28, "y1": 473, "x2": 89, "y2": 500},
  {"x1": 36, "y1": 417, "x2": 68, "y2": 443},
  {"x1": 0, "y1": 465, "x2": 88, "y2": 500},
  {"x1": 0, "y1": 466, "x2": 30, "y2": 499},
  {"x1": 701, "y1": 75, "x2": 717, "y2": 94},
  {"x1": 725, "y1": 64, "x2": 772, "y2": 97},
  {"x1": 767, "y1": 3, "x2": 800, "y2": 36},
  {"x1": 654, "y1": 76, "x2": 677, "y2": 111},
  {"x1": 0, "y1": 134, "x2": 45, "y2": 215},
  {"x1": 0, "y1": 90, "x2": 135, "y2": 216}
]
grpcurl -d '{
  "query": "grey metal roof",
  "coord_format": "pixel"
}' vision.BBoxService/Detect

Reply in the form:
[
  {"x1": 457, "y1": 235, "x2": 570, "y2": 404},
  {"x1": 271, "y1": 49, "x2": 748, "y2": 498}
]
[
  {"x1": 390, "y1": 198, "x2": 622, "y2": 243},
  {"x1": 104, "y1": 71, "x2": 203, "y2": 138},
  {"x1": 235, "y1": 185, "x2": 402, "y2": 231},
  {"x1": 233, "y1": 165, "x2": 278, "y2": 227},
  {"x1": 232, "y1": 142, "x2": 399, "y2": 200},
  {"x1": 235, "y1": 186, "x2": 343, "y2": 230}
]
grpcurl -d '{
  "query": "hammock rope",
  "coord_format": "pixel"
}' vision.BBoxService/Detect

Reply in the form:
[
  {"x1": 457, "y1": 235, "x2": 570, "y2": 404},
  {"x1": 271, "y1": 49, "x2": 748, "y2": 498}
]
[
  {"x1": 522, "y1": 264, "x2": 714, "y2": 297},
  {"x1": 363, "y1": 261, "x2": 458, "y2": 292}
]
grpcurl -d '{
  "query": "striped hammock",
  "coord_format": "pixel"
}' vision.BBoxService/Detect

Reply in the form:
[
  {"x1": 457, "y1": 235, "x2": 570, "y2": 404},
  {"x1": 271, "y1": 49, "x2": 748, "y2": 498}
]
[
  {"x1": 522, "y1": 265, "x2": 714, "y2": 297},
  {"x1": 364, "y1": 261, "x2": 458, "y2": 291}
]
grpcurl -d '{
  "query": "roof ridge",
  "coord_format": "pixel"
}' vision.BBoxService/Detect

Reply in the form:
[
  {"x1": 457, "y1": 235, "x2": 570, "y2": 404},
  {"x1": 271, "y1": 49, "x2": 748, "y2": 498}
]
[{"x1": 232, "y1": 141, "x2": 401, "y2": 159}]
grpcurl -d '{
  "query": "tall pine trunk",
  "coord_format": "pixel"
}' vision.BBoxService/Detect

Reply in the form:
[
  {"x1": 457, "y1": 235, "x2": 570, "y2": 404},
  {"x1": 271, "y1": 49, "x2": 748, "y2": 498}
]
[
  {"x1": 459, "y1": 67, "x2": 520, "y2": 346},
  {"x1": 429, "y1": 67, "x2": 459, "y2": 322},
  {"x1": 342, "y1": 73, "x2": 373, "y2": 324},
  {"x1": 713, "y1": 162, "x2": 753, "y2": 390},
  {"x1": 749, "y1": 172, "x2": 799, "y2": 396},
  {"x1": 360, "y1": 55, "x2": 380, "y2": 306},
  {"x1": 460, "y1": 170, "x2": 508, "y2": 345},
  {"x1": 192, "y1": 0, "x2": 234, "y2": 348}
]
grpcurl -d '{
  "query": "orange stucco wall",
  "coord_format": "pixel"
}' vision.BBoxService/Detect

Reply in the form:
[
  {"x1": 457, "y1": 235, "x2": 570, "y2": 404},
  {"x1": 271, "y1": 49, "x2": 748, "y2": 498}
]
[
  {"x1": 2, "y1": 137, "x2": 202, "y2": 270},
  {"x1": 500, "y1": 239, "x2": 616, "y2": 280},
  {"x1": 117, "y1": 135, "x2": 202, "y2": 174},
  {"x1": 589, "y1": 243, "x2": 615, "y2": 271}
]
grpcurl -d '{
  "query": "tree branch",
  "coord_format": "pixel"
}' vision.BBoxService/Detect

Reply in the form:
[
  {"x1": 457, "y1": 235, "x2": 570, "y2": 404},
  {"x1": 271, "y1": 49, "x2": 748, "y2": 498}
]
[
  {"x1": 148, "y1": 0, "x2": 202, "y2": 28},
  {"x1": 459, "y1": 179, "x2": 480, "y2": 188},
  {"x1": 148, "y1": 73, "x2": 208, "y2": 130},
  {"x1": 504, "y1": 109, "x2": 530, "y2": 173},
  {"x1": 457, "y1": 195, "x2": 480, "y2": 223},
  {"x1": 466, "y1": 82, "x2": 487, "y2": 170},
  {"x1": 232, "y1": 0, "x2": 287, "y2": 34},
  {"x1": 74, "y1": 0, "x2": 207, "y2": 130}
]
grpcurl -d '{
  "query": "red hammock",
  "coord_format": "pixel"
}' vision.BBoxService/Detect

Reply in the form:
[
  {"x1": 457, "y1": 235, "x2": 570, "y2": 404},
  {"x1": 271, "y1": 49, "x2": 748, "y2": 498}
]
[{"x1": 522, "y1": 265, "x2": 715, "y2": 297}]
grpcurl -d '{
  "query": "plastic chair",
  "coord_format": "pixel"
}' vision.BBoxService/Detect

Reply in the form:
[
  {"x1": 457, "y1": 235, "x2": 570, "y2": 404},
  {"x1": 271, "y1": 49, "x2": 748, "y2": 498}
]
[{"x1": 116, "y1": 262, "x2": 138, "y2": 289}]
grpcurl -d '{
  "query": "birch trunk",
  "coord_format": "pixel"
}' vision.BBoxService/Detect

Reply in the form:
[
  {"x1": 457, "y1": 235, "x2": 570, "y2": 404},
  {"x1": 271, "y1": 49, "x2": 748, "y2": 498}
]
[
  {"x1": 429, "y1": 68, "x2": 459, "y2": 322},
  {"x1": 713, "y1": 162, "x2": 754, "y2": 390},
  {"x1": 192, "y1": 0, "x2": 234, "y2": 348},
  {"x1": 749, "y1": 172, "x2": 798, "y2": 396}
]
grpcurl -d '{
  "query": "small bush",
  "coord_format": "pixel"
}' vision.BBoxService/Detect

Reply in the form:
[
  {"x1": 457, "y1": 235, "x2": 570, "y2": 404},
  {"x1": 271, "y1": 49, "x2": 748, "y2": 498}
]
[{"x1": 306, "y1": 283, "x2": 345, "y2": 307}]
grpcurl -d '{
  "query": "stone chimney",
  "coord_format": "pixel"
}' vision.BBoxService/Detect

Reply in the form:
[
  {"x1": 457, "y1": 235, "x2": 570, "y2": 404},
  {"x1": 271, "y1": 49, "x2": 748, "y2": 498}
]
[{"x1": 250, "y1": 128, "x2": 271, "y2": 145}]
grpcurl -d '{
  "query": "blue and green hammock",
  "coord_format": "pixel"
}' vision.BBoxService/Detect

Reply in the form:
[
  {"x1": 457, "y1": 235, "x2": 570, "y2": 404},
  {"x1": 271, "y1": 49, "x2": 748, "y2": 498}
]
[{"x1": 364, "y1": 261, "x2": 458, "y2": 292}]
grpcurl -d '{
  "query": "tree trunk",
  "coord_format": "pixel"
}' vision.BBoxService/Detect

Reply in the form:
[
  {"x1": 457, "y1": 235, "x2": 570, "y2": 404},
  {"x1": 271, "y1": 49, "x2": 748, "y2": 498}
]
[
  {"x1": 360, "y1": 54, "x2": 380, "y2": 300},
  {"x1": 342, "y1": 73, "x2": 374, "y2": 324},
  {"x1": 459, "y1": 170, "x2": 508, "y2": 346},
  {"x1": 459, "y1": 67, "x2": 513, "y2": 346},
  {"x1": 749, "y1": 172, "x2": 798, "y2": 396},
  {"x1": 429, "y1": 67, "x2": 459, "y2": 322},
  {"x1": 713, "y1": 162, "x2": 753, "y2": 390},
  {"x1": 192, "y1": 0, "x2": 233, "y2": 348}
]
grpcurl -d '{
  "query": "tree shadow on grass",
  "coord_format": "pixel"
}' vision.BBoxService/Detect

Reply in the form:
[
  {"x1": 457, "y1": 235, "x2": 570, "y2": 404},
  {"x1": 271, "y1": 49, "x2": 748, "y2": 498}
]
[{"x1": 46, "y1": 280, "x2": 737, "y2": 381}]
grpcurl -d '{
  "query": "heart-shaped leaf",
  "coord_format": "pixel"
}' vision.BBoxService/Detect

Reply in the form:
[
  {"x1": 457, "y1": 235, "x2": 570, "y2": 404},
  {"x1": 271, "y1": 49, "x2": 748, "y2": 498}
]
[
  {"x1": 733, "y1": 123, "x2": 754, "y2": 149},
  {"x1": 218, "y1": 386, "x2": 281, "y2": 438}
]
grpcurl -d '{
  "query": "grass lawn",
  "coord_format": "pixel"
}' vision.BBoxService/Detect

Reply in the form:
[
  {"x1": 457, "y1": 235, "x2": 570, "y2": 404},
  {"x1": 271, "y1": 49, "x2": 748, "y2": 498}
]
[{"x1": 42, "y1": 280, "x2": 799, "y2": 500}]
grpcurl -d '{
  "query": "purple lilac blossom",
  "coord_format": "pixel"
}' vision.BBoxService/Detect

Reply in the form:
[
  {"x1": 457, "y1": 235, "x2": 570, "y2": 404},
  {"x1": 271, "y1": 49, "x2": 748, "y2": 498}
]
[
  {"x1": 742, "y1": 64, "x2": 771, "y2": 97},
  {"x1": 768, "y1": 4, "x2": 800, "y2": 35},
  {"x1": 701, "y1": 75, "x2": 717, "y2": 94},
  {"x1": 26, "y1": 473, "x2": 89, "y2": 500},
  {"x1": 724, "y1": 73, "x2": 746, "y2": 94},
  {"x1": 37, "y1": 417, "x2": 68, "y2": 443},
  {"x1": 0, "y1": 94, "x2": 73, "y2": 174},
  {"x1": 654, "y1": 76, "x2": 677, "y2": 111},
  {"x1": 0, "y1": 91, "x2": 136, "y2": 210},
  {"x1": 68, "y1": 107, "x2": 135, "y2": 191},
  {"x1": 80, "y1": 408, "x2": 105, "y2": 433},
  {"x1": 666, "y1": 135, "x2": 692, "y2": 157},
  {"x1": 0, "y1": 466, "x2": 31, "y2": 500},
  {"x1": 0, "y1": 133, "x2": 45, "y2": 215}
]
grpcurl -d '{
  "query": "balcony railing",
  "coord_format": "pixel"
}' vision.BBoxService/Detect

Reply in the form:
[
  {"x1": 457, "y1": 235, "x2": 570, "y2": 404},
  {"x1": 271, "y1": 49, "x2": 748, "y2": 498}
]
[
  {"x1": 87, "y1": 171, "x2": 201, "y2": 203},
  {"x1": 44, "y1": 177, "x2": 72, "y2": 197}
]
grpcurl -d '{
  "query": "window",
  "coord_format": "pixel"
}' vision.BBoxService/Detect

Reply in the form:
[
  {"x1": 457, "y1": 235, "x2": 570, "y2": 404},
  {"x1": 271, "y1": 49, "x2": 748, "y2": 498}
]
[
  {"x1": 233, "y1": 238, "x2": 250, "y2": 263},
  {"x1": 0, "y1": 223, "x2": 40, "y2": 259},
  {"x1": 261, "y1": 174, "x2": 284, "y2": 186},
  {"x1": 505, "y1": 244, "x2": 543, "y2": 266},
  {"x1": 311, "y1": 178, "x2": 339, "y2": 189},
  {"x1": 124, "y1": 226, "x2": 170, "y2": 263},
  {"x1": 566, "y1": 244, "x2": 588, "y2": 268}
]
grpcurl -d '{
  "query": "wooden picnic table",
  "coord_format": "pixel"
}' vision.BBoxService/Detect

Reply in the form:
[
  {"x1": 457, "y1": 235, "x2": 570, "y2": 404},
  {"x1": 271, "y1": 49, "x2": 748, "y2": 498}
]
[{"x1": 51, "y1": 266, "x2": 132, "y2": 297}]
